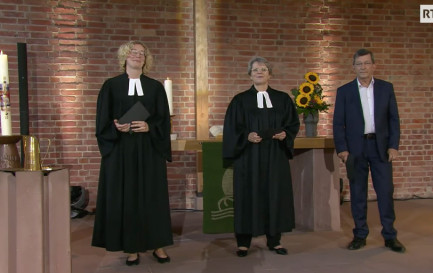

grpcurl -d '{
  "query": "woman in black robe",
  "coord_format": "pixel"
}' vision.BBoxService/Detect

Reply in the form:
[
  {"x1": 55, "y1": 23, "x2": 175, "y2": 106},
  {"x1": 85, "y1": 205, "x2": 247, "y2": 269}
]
[
  {"x1": 92, "y1": 41, "x2": 173, "y2": 266},
  {"x1": 223, "y1": 56, "x2": 300, "y2": 257}
]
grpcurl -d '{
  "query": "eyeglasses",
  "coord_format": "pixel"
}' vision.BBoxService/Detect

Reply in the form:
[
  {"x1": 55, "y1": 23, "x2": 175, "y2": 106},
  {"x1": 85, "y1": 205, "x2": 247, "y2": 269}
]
[
  {"x1": 354, "y1": 62, "x2": 373, "y2": 67},
  {"x1": 251, "y1": 67, "x2": 269, "y2": 73},
  {"x1": 129, "y1": 50, "x2": 146, "y2": 57}
]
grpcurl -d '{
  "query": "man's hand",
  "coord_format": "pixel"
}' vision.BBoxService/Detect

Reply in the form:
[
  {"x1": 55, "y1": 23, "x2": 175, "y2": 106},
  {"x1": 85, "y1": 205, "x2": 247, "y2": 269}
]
[
  {"x1": 387, "y1": 148, "x2": 398, "y2": 162},
  {"x1": 338, "y1": 151, "x2": 349, "y2": 163}
]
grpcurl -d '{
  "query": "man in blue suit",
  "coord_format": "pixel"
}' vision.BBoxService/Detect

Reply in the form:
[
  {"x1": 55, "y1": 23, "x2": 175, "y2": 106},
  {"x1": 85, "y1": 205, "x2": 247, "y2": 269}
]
[{"x1": 333, "y1": 49, "x2": 405, "y2": 253}]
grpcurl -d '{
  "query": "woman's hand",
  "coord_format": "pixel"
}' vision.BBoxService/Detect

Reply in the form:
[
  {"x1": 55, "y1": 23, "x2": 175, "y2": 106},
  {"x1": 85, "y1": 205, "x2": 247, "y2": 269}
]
[
  {"x1": 130, "y1": 121, "x2": 150, "y2": 133},
  {"x1": 248, "y1": 132, "x2": 262, "y2": 143},
  {"x1": 114, "y1": 119, "x2": 130, "y2": 133},
  {"x1": 272, "y1": 131, "x2": 286, "y2": 141}
]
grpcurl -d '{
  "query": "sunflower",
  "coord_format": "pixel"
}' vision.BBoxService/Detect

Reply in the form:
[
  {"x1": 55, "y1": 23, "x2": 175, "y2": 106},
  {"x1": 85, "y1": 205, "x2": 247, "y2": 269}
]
[
  {"x1": 313, "y1": 95, "x2": 323, "y2": 105},
  {"x1": 299, "y1": 82, "x2": 314, "y2": 95},
  {"x1": 291, "y1": 72, "x2": 331, "y2": 116},
  {"x1": 296, "y1": 93, "x2": 311, "y2": 108},
  {"x1": 304, "y1": 72, "x2": 320, "y2": 85}
]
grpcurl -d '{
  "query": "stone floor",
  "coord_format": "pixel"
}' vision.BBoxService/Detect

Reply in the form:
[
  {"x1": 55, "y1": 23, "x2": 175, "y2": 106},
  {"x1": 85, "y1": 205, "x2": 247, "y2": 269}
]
[{"x1": 71, "y1": 198, "x2": 433, "y2": 273}]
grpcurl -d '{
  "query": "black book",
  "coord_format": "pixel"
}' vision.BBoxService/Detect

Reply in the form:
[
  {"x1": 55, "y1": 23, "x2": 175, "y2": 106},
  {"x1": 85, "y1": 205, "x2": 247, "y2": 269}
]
[
  {"x1": 118, "y1": 101, "x2": 150, "y2": 124},
  {"x1": 258, "y1": 128, "x2": 283, "y2": 140}
]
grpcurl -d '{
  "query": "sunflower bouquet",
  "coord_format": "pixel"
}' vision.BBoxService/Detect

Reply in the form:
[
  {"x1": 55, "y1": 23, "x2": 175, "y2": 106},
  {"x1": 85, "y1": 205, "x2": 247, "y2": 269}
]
[{"x1": 291, "y1": 72, "x2": 331, "y2": 116}]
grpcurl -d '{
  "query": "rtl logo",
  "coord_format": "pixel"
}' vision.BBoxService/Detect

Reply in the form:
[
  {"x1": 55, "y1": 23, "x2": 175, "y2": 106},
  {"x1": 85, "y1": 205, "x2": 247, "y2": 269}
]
[{"x1": 420, "y1": 5, "x2": 433, "y2": 23}]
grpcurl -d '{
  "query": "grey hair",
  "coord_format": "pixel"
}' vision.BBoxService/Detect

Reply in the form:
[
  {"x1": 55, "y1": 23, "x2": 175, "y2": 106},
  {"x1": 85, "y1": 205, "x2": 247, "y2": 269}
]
[{"x1": 247, "y1": 56, "x2": 273, "y2": 76}]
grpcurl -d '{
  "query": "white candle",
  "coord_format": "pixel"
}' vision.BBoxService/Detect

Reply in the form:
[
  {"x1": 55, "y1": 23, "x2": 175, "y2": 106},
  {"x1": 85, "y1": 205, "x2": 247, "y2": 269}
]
[
  {"x1": 164, "y1": 77, "x2": 173, "y2": 115},
  {"x1": 0, "y1": 50, "x2": 12, "y2": 135}
]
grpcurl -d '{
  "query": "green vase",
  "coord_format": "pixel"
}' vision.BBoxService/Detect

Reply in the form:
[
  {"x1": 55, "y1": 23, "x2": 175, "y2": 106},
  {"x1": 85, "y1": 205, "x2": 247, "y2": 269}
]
[{"x1": 304, "y1": 112, "x2": 319, "y2": 137}]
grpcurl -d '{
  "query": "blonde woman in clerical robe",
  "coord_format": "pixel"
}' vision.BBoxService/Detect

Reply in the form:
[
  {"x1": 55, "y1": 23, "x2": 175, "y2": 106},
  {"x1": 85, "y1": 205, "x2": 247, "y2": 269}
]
[
  {"x1": 223, "y1": 56, "x2": 300, "y2": 257},
  {"x1": 92, "y1": 41, "x2": 173, "y2": 266}
]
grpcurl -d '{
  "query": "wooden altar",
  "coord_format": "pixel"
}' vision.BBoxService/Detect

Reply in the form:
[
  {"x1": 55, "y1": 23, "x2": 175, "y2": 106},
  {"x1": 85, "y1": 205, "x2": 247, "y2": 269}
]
[
  {"x1": 171, "y1": 137, "x2": 341, "y2": 231},
  {"x1": 0, "y1": 168, "x2": 71, "y2": 273}
]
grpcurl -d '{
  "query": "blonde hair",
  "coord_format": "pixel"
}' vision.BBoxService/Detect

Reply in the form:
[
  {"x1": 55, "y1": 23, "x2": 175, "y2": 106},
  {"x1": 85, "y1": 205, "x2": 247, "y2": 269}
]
[{"x1": 117, "y1": 41, "x2": 153, "y2": 74}]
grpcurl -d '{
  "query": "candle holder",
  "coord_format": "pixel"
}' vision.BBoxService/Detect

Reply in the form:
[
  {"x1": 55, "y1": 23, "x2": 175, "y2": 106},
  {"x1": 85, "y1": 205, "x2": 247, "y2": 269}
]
[
  {"x1": 0, "y1": 135, "x2": 21, "y2": 169},
  {"x1": 0, "y1": 135, "x2": 52, "y2": 171}
]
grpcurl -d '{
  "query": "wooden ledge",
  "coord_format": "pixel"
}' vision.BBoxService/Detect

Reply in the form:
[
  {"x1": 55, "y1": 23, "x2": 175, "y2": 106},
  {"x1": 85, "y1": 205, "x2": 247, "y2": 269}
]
[{"x1": 171, "y1": 137, "x2": 335, "y2": 152}]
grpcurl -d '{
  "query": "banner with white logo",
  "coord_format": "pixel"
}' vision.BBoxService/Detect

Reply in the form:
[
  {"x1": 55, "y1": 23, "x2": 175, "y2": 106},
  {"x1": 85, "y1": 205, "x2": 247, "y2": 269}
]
[{"x1": 420, "y1": 5, "x2": 433, "y2": 23}]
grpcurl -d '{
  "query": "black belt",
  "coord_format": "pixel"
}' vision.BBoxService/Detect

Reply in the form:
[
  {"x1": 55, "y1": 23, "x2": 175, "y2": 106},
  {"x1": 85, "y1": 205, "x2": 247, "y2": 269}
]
[{"x1": 364, "y1": 133, "x2": 376, "y2": 139}]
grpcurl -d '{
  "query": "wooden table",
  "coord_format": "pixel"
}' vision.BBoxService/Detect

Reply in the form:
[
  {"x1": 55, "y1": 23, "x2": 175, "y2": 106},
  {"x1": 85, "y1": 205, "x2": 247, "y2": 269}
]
[{"x1": 171, "y1": 137, "x2": 336, "y2": 151}]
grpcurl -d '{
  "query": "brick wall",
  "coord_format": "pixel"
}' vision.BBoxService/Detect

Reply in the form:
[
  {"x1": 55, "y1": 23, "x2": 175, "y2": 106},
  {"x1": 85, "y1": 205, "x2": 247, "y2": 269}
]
[{"x1": 0, "y1": 0, "x2": 432, "y2": 209}]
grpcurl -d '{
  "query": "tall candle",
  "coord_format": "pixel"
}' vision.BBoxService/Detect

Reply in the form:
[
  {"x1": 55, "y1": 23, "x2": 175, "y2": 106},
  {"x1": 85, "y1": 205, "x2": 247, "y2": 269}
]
[
  {"x1": 0, "y1": 50, "x2": 12, "y2": 135},
  {"x1": 164, "y1": 77, "x2": 173, "y2": 115}
]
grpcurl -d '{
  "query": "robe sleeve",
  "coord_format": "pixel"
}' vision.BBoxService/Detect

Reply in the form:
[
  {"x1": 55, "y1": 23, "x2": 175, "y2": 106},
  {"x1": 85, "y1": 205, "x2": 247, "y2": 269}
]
[
  {"x1": 280, "y1": 95, "x2": 300, "y2": 159},
  {"x1": 146, "y1": 78, "x2": 172, "y2": 162},
  {"x1": 222, "y1": 96, "x2": 249, "y2": 160},
  {"x1": 95, "y1": 80, "x2": 120, "y2": 157}
]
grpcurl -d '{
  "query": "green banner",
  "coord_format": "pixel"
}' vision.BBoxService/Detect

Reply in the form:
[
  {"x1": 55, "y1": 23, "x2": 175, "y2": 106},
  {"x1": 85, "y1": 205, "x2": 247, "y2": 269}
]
[{"x1": 202, "y1": 142, "x2": 234, "y2": 234}]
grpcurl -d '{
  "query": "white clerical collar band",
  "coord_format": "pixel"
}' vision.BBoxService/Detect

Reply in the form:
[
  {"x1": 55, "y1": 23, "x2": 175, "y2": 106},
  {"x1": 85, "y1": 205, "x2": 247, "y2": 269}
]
[
  {"x1": 257, "y1": 91, "x2": 273, "y2": 108},
  {"x1": 128, "y1": 78, "x2": 144, "y2": 96}
]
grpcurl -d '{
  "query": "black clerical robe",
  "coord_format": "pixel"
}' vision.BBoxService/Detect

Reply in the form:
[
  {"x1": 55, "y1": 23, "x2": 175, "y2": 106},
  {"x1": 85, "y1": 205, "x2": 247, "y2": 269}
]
[
  {"x1": 223, "y1": 86, "x2": 300, "y2": 236},
  {"x1": 92, "y1": 73, "x2": 173, "y2": 252}
]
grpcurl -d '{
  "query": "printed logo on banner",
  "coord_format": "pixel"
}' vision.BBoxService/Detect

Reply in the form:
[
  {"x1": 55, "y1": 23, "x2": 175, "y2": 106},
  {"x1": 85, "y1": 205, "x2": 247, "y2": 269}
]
[{"x1": 420, "y1": 5, "x2": 433, "y2": 23}]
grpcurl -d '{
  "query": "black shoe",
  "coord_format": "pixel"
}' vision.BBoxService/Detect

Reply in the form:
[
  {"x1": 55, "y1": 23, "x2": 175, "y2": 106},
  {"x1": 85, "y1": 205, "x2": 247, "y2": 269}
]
[
  {"x1": 236, "y1": 249, "x2": 248, "y2": 257},
  {"x1": 348, "y1": 237, "x2": 366, "y2": 250},
  {"x1": 385, "y1": 239, "x2": 406, "y2": 253},
  {"x1": 269, "y1": 246, "x2": 288, "y2": 255},
  {"x1": 153, "y1": 250, "x2": 171, "y2": 263},
  {"x1": 125, "y1": 253, "x2": 139, "y2": 266}
]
